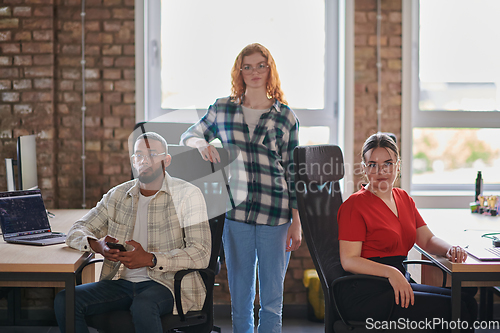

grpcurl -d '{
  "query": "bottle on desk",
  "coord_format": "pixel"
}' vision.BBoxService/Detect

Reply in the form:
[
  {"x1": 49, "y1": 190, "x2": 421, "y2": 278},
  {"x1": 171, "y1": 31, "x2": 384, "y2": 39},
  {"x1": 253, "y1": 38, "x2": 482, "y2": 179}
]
[
  {"x1": 475, "y1": 171, "x2": 483, "y2": 202},
  {"x1": 474, "y1": 171, "x2": 484, "y2": 213}
]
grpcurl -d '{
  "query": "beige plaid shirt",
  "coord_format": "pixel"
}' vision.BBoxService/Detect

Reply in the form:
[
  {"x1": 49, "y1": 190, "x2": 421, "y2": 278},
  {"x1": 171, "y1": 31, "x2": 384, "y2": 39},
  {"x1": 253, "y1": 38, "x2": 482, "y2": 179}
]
[{"x1": 66, "y1": 172, "x2": 211, "y2": 314}]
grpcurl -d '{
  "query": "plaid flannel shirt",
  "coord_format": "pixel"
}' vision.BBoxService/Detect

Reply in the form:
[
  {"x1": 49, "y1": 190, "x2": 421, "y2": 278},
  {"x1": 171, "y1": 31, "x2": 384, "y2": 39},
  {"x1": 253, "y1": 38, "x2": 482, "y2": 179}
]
[
  {"x1": 66, "y1": 172, "x2": 211, "y2": 314},
  {"x1": 180, "y1": 97, "x2": 299, "y2": 226}
]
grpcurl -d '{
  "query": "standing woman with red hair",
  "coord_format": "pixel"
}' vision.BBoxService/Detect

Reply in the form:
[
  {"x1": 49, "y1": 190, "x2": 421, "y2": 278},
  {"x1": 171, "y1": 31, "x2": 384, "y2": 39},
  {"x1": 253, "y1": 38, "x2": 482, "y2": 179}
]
[{"x1": 181, "y1": 43, "x2": 301, "y2": 333}]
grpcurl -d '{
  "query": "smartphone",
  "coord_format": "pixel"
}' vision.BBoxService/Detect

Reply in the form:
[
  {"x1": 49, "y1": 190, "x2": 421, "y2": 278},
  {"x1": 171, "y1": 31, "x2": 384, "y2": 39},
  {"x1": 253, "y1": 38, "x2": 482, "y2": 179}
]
[{"x1": 106, "y1": 242, "x2": 127, "y2": 251}]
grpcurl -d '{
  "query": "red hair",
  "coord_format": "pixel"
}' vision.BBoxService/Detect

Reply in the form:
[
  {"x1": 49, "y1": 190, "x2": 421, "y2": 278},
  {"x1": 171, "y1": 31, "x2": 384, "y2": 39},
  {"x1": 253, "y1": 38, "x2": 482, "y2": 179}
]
[{"x1": 230, "y1": 43, "x2": 287, "y2": 105}]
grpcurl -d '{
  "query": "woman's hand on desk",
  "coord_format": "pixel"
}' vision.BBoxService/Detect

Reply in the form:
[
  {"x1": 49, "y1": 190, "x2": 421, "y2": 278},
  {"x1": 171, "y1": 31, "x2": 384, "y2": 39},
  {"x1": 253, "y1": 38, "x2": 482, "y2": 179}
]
[
  {"x1": 446, "y1": 245, "x2": 467, "y2": 263},
  {"x1": 387, "y1": 267, "x2": 414, "y2": 309}
]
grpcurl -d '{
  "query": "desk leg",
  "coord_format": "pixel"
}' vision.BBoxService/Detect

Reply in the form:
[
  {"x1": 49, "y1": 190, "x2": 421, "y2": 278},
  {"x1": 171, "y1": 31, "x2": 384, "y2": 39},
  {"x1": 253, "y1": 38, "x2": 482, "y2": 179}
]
[
  {"x1": 451, "y1": 276, "x2": 462, "y2": 333},
  {"x1": 479, "y1": 287, "x2": 494, "y2": 321},
  {"x1": 64, "y1": 274, "x2": 76, "y2": 333}
]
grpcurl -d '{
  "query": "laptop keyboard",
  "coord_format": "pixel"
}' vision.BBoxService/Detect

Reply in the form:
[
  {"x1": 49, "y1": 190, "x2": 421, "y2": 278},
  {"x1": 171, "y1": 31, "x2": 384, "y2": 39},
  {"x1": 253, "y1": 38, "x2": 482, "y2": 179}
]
[
  {"x1": 485, "y1": 247, "x2": 500, "y2": 257},
  {"x1": 20, "y1": 234, "x2": 64, "y2": 241}
]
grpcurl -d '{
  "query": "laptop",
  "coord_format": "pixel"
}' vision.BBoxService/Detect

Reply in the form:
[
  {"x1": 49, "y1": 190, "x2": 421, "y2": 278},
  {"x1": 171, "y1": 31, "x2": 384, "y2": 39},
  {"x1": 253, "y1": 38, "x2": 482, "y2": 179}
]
[
  {"x1": 0, "y1": 189, "x2": 66, "y2": 246},
  {"x1": 465, "y1": 245, "x2": 500, "y2": 262}
]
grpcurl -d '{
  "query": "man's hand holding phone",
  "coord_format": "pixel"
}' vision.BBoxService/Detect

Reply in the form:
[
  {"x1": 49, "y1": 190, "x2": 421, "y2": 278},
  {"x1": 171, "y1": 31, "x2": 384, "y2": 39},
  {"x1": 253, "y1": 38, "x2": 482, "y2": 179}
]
[
  {"x1": 88, "y1": 236, "x2": 127, "y2": 262},
  {"x1": 106, "y1": 242, "x2": 127, "y2": 252},
  {"x1": 88, "y1": 237, "x2": 153, "y2": 268},
  {"x1": 103, "y1": 236, "x2": 128, "y2": 262},
  {"x1": 116, "y1": 240, "x2": 155, "y2": 269}
]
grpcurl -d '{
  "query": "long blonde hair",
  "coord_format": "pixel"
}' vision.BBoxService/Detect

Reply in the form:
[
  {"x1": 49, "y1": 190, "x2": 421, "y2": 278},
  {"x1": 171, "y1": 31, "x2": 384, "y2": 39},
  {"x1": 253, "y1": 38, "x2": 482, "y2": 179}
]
[{"x1": 230, "y1": 43, "x2": 287, "y2": 105}]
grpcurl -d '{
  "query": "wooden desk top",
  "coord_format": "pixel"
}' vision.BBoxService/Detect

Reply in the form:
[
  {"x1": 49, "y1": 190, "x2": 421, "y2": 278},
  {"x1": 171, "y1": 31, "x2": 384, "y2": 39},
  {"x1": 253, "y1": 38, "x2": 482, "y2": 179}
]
[
  {"x1": 419, "y1": 208, "x2": 500, "y2": 273},
  {"x1": 0, "y1": 209, "x2": 90, "y2": 273}
]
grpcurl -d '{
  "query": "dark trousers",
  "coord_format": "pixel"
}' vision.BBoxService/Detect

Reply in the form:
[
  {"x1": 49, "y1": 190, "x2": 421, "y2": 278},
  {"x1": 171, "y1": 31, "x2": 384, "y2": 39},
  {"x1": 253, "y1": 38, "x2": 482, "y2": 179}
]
[
  {"x1": 54, "y1": 279, "x2": 174, "y2": 333},
  {"x1": 336, "y1": 278, "x2": 477, "y2": 332}
]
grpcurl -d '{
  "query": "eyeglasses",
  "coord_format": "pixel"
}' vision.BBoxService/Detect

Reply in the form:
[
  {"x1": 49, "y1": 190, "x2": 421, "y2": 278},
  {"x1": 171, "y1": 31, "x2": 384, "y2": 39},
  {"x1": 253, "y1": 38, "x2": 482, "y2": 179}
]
[
  {"x1": 362, "y1": 160, "x2": 400, "y2": 174},
  {"x1": 131, "y1": 152, "x2": 166, "y2": 161},
  {"x1": 240, "y1": 62, "x2": 269, "y2": 74}
]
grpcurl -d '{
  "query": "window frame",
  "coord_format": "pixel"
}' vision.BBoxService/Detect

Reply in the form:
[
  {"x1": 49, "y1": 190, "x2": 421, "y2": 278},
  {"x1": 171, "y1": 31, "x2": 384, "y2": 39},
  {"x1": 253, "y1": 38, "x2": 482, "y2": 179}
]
[
  {"x1": 141, "y1": 0, "x2": 341, "y2": 145},
  {"x1": 402, "y1": 0, "x2": 500, "y2": 208}
]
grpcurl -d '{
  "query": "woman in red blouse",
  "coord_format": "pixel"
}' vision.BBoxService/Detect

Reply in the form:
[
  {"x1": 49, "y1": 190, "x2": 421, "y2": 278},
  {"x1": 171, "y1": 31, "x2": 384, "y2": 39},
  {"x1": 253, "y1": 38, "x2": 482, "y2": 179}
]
[{"x1": 337, "y1": 133, "x2": 477, "y2": 332}]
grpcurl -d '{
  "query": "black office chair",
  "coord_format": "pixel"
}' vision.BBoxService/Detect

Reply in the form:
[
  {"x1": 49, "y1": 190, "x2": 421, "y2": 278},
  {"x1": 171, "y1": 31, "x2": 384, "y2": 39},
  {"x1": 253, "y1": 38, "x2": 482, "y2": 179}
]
[
  {"x1": 293, "y1": 145, "x2": 446, "y2": 333},
  {"x1": 75, "y1": 145, "x2": 234, "y2": 333}
]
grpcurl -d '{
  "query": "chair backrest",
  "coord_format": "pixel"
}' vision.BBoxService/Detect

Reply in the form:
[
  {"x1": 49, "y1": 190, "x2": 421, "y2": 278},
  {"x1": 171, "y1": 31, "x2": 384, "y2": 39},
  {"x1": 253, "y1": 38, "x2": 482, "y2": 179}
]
[
  {"x1": 167, "y1": 145, "x2": 229, "y2": 272},
  {"x1": 166, "y1": 145, "x2": 229, "y2": 331},
  {"x1": 133, "y1": 121, "x2": 193, "y2": 146},
  {"x1": 293, "y1": 145, "x2": 346, "y2": 331}
]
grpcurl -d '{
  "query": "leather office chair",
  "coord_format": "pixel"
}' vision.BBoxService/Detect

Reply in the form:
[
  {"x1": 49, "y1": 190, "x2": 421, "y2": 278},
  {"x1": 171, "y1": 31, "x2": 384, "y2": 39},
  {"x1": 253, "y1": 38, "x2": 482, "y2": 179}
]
[
  {"x1": 75, "y1": 145, "x2": 234, "y2": 333},
  {"x1": 293, "y1": 145, "x2": 446, "y2": 333}
]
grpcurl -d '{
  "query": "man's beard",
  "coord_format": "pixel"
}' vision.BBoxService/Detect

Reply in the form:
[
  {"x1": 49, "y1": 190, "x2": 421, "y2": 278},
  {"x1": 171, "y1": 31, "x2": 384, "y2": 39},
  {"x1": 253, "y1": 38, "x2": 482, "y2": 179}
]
[{"x1": 138, "y1": 165, "x2": 164, "y2": 184}]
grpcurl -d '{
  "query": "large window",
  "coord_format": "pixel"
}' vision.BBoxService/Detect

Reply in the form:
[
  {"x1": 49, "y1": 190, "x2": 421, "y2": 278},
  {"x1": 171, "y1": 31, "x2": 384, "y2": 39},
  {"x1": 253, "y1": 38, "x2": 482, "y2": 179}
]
[
  {"x1": 144, "y1": 0, "x2": 340, "y2": 145},
  {"x1": 410, "y1": 0, "x2": 500, "y2": 193}
]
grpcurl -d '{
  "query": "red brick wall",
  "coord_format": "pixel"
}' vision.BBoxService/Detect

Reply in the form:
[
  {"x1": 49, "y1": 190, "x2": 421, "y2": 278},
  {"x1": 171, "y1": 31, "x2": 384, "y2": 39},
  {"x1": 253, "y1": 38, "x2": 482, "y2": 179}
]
[
  {"x1": 0, "y1": 0, "x2": 135, "y2": 209},
  {"x1": 0, "y1": 1, "x2": 57, "y2": 206},
  {"x1": 55, "y1": 0, "x2": 135, "y2": 209},
  {"x1": 354, "y1": 0, "x2": 402, "y2": 188}
]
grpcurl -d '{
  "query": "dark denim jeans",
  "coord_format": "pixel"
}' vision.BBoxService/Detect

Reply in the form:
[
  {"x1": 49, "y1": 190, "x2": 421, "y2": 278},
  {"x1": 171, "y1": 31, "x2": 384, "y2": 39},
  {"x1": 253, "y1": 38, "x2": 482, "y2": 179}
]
[{"x1": 54, "y1": 279, "x2": 174, "y2": 333}]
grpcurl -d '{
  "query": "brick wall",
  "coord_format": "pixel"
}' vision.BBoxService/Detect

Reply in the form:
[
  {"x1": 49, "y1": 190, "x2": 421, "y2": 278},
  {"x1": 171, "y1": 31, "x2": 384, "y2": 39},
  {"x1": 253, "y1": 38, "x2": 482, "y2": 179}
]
[
  {"x1": 0, "y1": 0, "x2": 135, "y2": 209},
  {"x1": 55, "y1": 0, "x2": 135, "y2": 209},
  {"x1": 354, "y1": 0, "x2": 402, "y2": 188},
  {"x1": 0, "y1": 1, "x2": 57, "y2": 206}
]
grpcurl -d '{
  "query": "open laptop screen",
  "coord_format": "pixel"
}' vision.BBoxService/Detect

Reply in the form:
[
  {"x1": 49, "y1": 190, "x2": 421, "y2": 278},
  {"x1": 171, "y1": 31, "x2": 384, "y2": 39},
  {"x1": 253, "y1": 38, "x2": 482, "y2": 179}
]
[{"x1": 0, "y1": 191, "x2": 50, "y2": 237}]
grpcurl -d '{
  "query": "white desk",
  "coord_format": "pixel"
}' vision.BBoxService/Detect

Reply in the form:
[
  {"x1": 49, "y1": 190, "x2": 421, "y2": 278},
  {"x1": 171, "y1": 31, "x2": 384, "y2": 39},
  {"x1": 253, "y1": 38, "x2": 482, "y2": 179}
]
[{"x1": 415, "y1": 209, "x2": 500, "y2": 332}]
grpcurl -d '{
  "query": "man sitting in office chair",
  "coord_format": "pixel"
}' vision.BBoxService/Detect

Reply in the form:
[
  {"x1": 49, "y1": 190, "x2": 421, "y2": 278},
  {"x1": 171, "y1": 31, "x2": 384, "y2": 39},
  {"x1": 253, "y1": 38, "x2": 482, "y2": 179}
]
[{"x1": 54, "y1": 132, "x2": 211, "y2": 333}]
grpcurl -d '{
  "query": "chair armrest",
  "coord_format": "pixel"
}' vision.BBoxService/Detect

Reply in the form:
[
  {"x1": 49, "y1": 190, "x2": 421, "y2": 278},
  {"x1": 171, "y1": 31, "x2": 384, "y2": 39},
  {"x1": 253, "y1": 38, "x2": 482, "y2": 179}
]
[
  {"x1": 75, "y1": 257, "x2": 104, "y2": 286},
  {"x1": 331, "y1": 274, "x2": 394, "y2": 328},
  {"x1": 173, "y1": 268, "x2": 215, "y2": 322},
  {"x1": 403, "y1": 259, "x2": 447, "y2": 288}
]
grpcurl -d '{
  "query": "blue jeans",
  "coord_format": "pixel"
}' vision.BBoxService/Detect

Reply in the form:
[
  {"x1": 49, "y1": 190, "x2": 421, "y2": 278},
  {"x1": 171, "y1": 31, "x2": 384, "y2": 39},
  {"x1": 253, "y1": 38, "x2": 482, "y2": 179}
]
[
  {"x1": 223, "y1": 219, "x2": 291, "y2": 333},
  {"x1": 54, "y1": 279, "x2": 174, "y2": 333}
]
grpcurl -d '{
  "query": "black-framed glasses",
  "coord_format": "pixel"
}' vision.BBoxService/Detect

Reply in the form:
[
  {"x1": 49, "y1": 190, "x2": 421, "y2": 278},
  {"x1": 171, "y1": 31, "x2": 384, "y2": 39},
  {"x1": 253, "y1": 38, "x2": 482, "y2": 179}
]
[
  {"x1": 131, "y1": 152, "x2": 166, "y2": 161},
  {"x1": 240, "y1": 62, "x2": 269, "y2": 74},
  {"x1": 362, "y1": 160, "x2": 400, "y2": 174}
]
